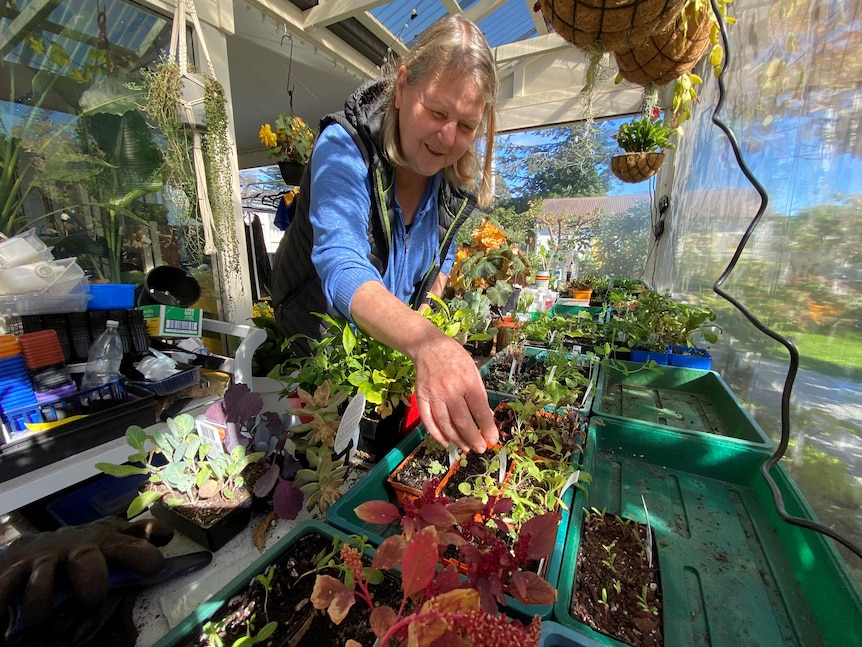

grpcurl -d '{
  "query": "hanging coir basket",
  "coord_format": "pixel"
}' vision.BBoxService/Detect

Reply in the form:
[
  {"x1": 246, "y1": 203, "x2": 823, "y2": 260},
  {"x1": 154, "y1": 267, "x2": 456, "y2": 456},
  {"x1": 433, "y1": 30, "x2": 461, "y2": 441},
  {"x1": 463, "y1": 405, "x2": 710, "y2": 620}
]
[
  {"x1": 538, "y1": 0, "x2": 687, "y2": 53},
  {"x1": 611, "y1": 152, "x2": 665, "y2": 183},
  {"x1": 614, "y1": 4, "x2": 713, "y2": 86}
]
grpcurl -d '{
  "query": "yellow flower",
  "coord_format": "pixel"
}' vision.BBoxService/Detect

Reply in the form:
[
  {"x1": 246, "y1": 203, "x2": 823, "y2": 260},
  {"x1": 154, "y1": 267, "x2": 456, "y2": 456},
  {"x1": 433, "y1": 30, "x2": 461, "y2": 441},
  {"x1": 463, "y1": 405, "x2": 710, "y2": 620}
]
[
  {"x1": 259, "y1": 123, "x2": 277, "y2": 149},
  {"x1": 253, "y1": 301, "x2": 274, "y2": 319}
]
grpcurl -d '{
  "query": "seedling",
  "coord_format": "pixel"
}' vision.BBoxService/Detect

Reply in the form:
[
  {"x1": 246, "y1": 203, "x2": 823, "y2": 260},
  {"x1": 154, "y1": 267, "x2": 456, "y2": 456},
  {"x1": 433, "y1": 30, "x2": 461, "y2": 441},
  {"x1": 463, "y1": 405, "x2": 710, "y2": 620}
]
[
  {"x1": 254, "y1": 565, "x2": 276, "y2": 620},
  {"x1": 231, "y1": 614, "x2": 277, "y2": 647},
  {"x1": 637, "y1": 584, "x2": 659, "y2": 615},
  {"x1": 601, "y1": 541, "x2": 618, "y2": 573}
]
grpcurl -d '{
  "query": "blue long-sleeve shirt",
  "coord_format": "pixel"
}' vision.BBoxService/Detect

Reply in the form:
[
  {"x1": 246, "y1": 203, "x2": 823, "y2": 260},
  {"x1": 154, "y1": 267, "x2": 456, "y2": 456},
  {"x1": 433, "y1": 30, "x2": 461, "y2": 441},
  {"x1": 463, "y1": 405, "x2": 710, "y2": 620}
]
[{"x1": 308, "y1": 123, "x2": 456, "y2": 321}]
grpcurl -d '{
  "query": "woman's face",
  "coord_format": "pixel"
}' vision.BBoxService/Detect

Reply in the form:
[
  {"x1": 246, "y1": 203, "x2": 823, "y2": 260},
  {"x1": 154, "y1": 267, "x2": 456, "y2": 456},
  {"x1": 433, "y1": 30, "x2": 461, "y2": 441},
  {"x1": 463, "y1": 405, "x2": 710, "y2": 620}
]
[{"x1": 394, "y1": 65, "x2": 486, "y2": 178}]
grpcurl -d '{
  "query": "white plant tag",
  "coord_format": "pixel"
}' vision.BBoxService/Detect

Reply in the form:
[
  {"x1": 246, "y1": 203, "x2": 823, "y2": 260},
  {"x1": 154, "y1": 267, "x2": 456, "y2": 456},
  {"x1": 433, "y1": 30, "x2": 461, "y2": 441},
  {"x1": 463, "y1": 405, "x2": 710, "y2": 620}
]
[
  {"x1": 507, "y1": 358, "x2": 518, "y2": 384},
  {"x1": 546, "y1": 365, "x2": 557, "y2": 386},
  {"x1": 498, "y1": 448, "x2": 507, "y2": 482},
  {"x1": 642, "y1": 495, "x2": 653, "y2": 569},
  {"x1": 581, "y1": 380, "x2": 594, "y2": 408},
  {"x1": 549, "y1": 330, "x2": 556, "y2": 346},
  {"x1": 334, "y1": 392, "x2": 366, "y2": 455},
  {"x1": 560, "y1": 470, "x2": 580, "y2": 498},
  {"x1": 448, "y1": 442, "x2": 459, "y2": 469}
]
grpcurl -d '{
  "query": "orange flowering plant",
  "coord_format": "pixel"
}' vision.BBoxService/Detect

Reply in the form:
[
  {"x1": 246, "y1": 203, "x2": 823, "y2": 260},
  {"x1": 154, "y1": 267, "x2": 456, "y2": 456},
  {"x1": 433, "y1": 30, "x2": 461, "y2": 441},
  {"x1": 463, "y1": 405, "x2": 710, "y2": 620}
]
[
  {"x1": 258, "y1": 112, "x2": 315, "y2": 164},
  {"x1": 449, "y1": 218, "x2": 529, "y2": 308}
]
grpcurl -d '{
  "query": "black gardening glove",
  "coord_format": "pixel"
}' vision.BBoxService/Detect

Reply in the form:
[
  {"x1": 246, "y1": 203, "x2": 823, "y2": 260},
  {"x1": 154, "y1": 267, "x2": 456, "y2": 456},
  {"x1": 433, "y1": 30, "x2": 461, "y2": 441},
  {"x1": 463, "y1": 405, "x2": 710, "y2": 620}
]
[{"x1": 0, "y1": 517, "x2": 173, "y2": 634}]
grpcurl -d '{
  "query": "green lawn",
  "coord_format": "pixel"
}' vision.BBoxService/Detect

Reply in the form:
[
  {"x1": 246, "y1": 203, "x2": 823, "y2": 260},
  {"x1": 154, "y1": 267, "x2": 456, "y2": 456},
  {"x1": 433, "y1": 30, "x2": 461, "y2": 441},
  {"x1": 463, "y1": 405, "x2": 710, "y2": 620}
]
[{"x1": 780, "y1": 327, "x2": 862, "y2": 381}]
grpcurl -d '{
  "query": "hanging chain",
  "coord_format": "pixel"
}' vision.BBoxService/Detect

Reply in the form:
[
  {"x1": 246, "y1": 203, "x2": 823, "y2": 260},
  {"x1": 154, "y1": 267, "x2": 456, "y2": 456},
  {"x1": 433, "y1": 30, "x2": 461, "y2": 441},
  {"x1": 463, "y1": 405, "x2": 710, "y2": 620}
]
[{"x1": 96, "y1": 1, "x2": 115, "y2": 75}]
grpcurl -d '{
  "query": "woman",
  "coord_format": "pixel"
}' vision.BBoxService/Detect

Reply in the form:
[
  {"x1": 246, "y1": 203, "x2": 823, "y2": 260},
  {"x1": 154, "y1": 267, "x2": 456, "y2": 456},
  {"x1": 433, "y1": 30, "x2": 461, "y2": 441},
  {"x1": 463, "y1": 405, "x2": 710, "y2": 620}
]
[{"x1": 272, "y1": 15, "x2": 498, "y2": 455}]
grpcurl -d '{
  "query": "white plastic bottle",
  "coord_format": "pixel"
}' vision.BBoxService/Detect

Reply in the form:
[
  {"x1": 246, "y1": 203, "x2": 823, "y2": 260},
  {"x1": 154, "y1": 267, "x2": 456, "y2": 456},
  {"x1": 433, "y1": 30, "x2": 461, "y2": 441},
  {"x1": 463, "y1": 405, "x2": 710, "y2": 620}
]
[{"x1": 80, "y1": 320, "x2": 124, "y2": 391}]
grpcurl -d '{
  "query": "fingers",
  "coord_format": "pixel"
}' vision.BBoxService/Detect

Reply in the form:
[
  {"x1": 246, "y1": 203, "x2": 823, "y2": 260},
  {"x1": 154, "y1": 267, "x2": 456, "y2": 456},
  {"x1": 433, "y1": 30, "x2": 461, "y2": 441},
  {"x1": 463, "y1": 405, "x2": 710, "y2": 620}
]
[
  {"x1": 65, "y1": 543, "x2": 109, "y2": 608},
  {"x1": 120, "y1": 518, "x2": 174, "y2": 547},
  {"x1": 21, "y1": 553, "x2": 58, "y2": 626},
  {"x1": 100, "y1": 534, "x2": 166, "y2": 577},
  {"x1": 467, "y1": 388, "x2": 498, "y2": 447},
  {"x1": 416, "y1": 387, "x2": 493, "y2": 454},
  {"x1": 0, "y1": 561, "x2": 29, "y2": 630}
]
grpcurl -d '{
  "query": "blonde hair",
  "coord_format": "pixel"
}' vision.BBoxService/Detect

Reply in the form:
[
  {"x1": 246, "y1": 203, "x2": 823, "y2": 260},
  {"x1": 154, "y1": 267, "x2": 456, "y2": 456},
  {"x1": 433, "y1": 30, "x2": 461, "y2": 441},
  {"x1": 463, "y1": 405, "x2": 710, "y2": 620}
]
[{"x1": 380, "y1": 15, "x2": 498, "y2": 208}]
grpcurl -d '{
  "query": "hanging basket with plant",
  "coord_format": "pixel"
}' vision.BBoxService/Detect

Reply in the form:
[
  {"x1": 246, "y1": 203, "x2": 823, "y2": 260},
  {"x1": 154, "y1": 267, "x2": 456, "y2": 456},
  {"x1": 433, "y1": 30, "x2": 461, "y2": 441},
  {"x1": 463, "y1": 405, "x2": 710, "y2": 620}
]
[
  {"x1": 537, "y1": 0, "x2": 687, "y2": 53},
  {"x1": 259, "y1": 112, "x2": 315, "y2": 186},
  {"x1": 613, "y1": 2, "x2": 713, "y2": 87},
  {"x1": 611, "y1": 111, "x2": 676, "y2": 183}
]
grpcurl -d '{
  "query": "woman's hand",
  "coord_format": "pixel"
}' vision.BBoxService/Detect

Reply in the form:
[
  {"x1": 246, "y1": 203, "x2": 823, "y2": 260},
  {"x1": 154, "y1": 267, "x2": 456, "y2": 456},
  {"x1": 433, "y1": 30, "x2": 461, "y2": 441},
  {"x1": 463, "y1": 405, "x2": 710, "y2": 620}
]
[
  {"x1": 350, "y1": 281, "x2": 497, "y2": 453},
  {"x1": 411, "y1": 332, "x2": 498, "y2": 453}
]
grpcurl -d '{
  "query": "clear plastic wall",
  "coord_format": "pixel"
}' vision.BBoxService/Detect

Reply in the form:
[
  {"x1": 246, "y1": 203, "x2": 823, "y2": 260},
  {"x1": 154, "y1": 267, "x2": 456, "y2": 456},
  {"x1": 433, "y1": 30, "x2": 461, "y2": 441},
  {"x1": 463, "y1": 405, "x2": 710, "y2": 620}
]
[{"x1": 652, "y1": 0, "x2": 862, "y2": 584}]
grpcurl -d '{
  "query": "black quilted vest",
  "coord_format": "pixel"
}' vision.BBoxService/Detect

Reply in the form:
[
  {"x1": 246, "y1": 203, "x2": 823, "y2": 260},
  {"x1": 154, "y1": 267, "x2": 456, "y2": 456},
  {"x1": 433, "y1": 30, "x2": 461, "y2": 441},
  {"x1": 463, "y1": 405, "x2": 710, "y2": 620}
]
[{"x1": 272, "y1": 78, "x2": 477, "y2": 355}]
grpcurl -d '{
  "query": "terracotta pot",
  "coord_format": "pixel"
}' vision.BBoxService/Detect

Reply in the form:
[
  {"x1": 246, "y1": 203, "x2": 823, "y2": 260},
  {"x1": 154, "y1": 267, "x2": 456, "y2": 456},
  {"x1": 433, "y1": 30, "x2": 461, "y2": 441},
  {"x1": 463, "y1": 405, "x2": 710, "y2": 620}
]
[{"x1": 386, "y1": 438, "x2": 457, "y2": 507}]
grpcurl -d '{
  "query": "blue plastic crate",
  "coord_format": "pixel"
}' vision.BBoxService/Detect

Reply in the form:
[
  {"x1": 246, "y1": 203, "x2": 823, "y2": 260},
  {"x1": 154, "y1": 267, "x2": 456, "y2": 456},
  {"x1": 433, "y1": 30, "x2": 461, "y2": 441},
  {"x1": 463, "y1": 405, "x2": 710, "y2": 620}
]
[{"x1": 87, "y1": 283, "x2": 136, "y2": 310}]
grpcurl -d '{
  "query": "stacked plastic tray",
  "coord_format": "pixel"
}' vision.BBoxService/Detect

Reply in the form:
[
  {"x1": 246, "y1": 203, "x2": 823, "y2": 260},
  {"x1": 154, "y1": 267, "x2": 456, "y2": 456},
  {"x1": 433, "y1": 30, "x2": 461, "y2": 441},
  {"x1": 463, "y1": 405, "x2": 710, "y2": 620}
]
[
  {"x1": 0, "y1": 230, "x2": 91, "y2": 315},
  {"x1": 17, "y1": 329, "x2": 76, "y2": 403},
  {"x1": 0, "y1": 334, "x2": 38, "y2": 437}
]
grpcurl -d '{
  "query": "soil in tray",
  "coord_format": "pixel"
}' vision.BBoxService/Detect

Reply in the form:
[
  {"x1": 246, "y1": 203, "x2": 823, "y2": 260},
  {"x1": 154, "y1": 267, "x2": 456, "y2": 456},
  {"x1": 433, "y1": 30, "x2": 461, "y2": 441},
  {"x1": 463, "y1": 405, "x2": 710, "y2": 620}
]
[
  {"x1": 571, "y1": 512, "x2": 663, "y2": 647},
  {"x1": 181, "y1": 531, "x2": 403, "y2": 647},
  {"x1": 440, "y1": 450, "x2": 497, "y2": 499},
  {"x1": 145, "y1": 482, "x2": 251, "y2": 528},
  {"x1": 390, "y1": 440, "x2": 450, "y2": 490}
]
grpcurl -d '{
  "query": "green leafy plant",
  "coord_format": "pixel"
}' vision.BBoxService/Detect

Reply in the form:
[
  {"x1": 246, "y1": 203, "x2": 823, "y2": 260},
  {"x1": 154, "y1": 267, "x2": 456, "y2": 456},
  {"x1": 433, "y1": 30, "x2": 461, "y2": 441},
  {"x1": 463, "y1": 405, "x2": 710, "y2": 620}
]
[
  {"x1": 620, "y1": 288, "x2": 721, "y2": 350},
  {"x1": 95, "y1": 414, "x2": 266, "y2": 517},
  {"x1": 231, "y1": 613, "x2": 277, "y2": 647},
  {"x1": 637, "y1": 584, "x2": 659, "y2": 615},
  {"x1": 614, "y1": 114, "x2": 677, "y2": 153},
  {"x1": 425, "y1": 293, "x2": 497, "y2": 347},
  {"x1": 280, "y1": 314, "x2": 415, "y2": 420}
]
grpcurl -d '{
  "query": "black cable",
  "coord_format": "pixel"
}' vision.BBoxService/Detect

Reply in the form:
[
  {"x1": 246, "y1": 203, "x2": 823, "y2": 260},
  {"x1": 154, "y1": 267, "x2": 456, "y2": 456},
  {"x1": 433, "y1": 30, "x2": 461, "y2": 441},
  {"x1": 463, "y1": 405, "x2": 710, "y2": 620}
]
[{"x1": 708, "y1": 0, "x2": 861, "y2": 560}]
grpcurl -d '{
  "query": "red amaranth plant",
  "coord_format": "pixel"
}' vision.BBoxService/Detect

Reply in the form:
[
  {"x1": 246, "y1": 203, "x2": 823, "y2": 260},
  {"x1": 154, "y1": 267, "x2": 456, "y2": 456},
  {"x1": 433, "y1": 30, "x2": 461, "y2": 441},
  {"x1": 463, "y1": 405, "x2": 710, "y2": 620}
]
[{"x1": 310, "y1": 479, "x2": 558, "y2": 646}]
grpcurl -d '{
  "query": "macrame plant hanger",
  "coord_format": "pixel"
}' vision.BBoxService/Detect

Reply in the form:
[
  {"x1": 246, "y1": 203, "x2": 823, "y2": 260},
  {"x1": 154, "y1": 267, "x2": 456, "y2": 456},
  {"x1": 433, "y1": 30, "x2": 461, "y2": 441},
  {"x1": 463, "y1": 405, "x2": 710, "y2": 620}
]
[{"x1": 168, "y1": 0, "x2": 219, "y2": 255}]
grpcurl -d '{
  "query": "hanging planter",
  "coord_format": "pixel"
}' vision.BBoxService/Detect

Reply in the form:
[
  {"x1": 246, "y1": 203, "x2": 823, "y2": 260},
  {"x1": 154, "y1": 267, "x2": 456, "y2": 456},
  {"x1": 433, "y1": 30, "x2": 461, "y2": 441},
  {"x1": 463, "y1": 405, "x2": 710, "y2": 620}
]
[
  {"x1": 611, "y1": 113, "x2": 675, "y2": 183},
  {"x1": 613, "y1": 3, "x2": 713, "y2": 87},
  {"x1": 611, "y1": 151, "x2": 666, "y2": 182},
  {"x1": 278, "y1": 160, "x2": 306, "y2": 186},
  {"x1": 142, "y1": 0, "x2": 240, "y2": 286},
  {"x1": 537, "y1": 0, "x2": 687, "y2": 53}
]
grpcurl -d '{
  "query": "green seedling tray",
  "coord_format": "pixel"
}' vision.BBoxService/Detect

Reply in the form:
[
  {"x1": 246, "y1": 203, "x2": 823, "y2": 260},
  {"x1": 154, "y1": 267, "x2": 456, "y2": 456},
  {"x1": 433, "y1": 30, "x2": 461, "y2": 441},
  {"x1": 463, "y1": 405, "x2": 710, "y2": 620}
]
[
  {"x1": 154, "y1": 520, "x2": 351, "y2": 646},
  {"x1": 593, "y1": 360, "x2": 772, "y2": 450},
  {"x1": 553, "y1": 417, "x2": 862, "y2": 646},
  {"x1": 327, "y1": 427, "x2": 575, "y2": 620}
]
